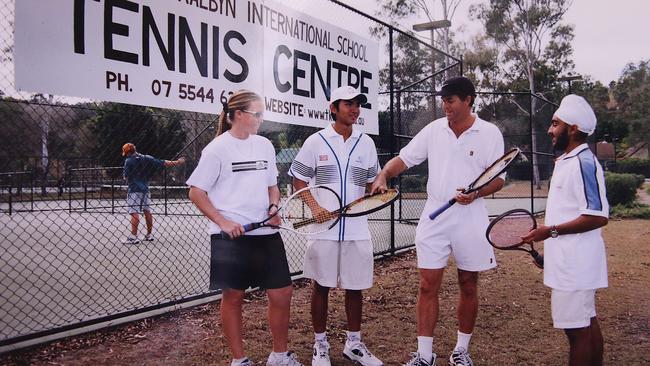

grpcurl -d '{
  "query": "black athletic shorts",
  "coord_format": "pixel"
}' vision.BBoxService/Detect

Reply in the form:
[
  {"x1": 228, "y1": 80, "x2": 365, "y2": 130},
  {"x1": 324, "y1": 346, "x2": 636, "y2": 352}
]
[{"x1": 209, "y1": 232, "x2": 291, "y2": 291}]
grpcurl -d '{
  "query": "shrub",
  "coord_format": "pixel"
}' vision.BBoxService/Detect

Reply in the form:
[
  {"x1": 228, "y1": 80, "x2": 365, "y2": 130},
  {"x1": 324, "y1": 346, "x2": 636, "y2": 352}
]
[
  {"x1": 605, "y1": 172, "x2": 640, "y2": 206},
  {"x1": 632, "y1": 174, "x2": 646, "y2": 188},
  {"x1": 610, "y1": 202, "x2": 650, "y2": 219},
  {"x1": 611, "y1": 158, "x2": 650, "y2": 177}
]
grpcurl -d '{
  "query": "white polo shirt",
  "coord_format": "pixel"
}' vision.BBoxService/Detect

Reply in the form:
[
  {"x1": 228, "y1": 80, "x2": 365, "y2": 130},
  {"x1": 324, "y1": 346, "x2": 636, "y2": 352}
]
[
  {"x1": 289, "y1": 124, "x2": 380, "y2": 241},
  {"x1": 186, "y1": 132, "x2": 279, "y2": 236},
  {"x1": 399, "y1": 116, "x2": 505, "y2": 211},
  {"x1": 544, "y1": 144, "x2": 609, "y2": 291}
]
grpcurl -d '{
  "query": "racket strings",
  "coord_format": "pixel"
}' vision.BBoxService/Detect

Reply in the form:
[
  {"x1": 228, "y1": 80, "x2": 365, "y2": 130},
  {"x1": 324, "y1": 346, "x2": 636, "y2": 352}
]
[
  {"x1": 488, "y1": 215, "x2": 536, "y2": 248},
  {"x1": 282, "y1": 187, "x2": 340, "y2": 234},
  {"x1": 473, "y1": 149, "x2": 519, "y2": 188},
  {"x1": 344, "y1": 189, "x2": 399, "y2": 215}
]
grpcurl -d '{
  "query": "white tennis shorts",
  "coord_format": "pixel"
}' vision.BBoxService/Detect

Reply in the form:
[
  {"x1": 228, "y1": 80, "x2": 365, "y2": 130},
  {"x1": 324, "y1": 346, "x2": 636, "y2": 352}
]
[
  {"x1": 551, "y1": 288, "x2": 597, "y2": 329},
  {"x1": 415, "y1": 202, "x2": 496, "y2": 271},
  {"x1": 126, "y1": 192, "x2": 151, "y2": 214},
  {"x1": 303, "y1": 239, "x2": 374, "y2": 290}
]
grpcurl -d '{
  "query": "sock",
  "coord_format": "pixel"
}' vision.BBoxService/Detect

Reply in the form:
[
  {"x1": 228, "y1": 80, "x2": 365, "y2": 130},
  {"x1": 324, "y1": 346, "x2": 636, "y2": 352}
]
[
  {"x1": 454, "y1": 331, "x2": 472, "y2": 351},
  {"x1": 346, "y1": 330, "x2": 361, "y2": 344},
  {"x1": 314, "y1": 332, "x2": 327, "y2": 342},
  {"x1": 417, "y1": 336, "x2": 434, "y2": 363},
  {"x1": 231, "y1": 357, "x2": 247, "y2": 366}
]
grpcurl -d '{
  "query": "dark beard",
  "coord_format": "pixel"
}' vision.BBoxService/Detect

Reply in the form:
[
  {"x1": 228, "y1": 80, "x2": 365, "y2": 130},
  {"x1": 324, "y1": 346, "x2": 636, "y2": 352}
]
[{"x1": 553, "y1": 129, "x2": 570, "y2": 153}]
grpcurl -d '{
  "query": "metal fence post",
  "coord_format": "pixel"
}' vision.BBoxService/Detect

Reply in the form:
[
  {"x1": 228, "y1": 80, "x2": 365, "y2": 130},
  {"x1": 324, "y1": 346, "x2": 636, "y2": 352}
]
[
  {"x1": 460, "y1": 54, "x2": 464, "y2": 76},
  {"x1": 396, "y1": 91, "x2": 403, "y2": 223},
  {"x1": 388, "y1": 27, "x2": 396, "y2": 256},
  {"x1": 68, "y1": 168, "x2": 72, "y2": 213},
  {"x1": 164, "y1": 169, "x2": 168, "y2": 216},
  {"x1": 111, "y1": 175, "x2": 115, "y2": 215},
  {"x1": 529, "y1": 94, "x2": 534, "y2": 213},
  {"x1": 30, "y1": 170, "x2": 34, "y2": 212},
  {"x1": 8, "y1": 185, "x2": 12, "y2": 216}
]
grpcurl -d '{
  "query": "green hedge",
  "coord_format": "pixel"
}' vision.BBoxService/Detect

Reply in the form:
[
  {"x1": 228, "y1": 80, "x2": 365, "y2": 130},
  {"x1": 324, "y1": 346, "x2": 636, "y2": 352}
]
[
  {"x1": 605, "y1": 172, "x2": 644, "y2": 206},
  {"x1": 610, "y1": 202, "x2": 650, "y2": 219},
  {"x1": 611, "y1": 158, "x2": 650, "y2": 177}
]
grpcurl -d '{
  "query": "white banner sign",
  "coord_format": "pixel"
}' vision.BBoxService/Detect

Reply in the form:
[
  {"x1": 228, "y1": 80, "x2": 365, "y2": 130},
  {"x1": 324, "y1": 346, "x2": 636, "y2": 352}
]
[{"x1": 15, "y1": 0, "x2": 379, "y2": 134}]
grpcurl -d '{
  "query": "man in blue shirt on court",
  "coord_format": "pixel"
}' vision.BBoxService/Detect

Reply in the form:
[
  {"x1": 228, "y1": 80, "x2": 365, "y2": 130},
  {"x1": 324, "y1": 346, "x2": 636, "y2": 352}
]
[{"x1": 122, "y1": 143, "x2": 185, "y2": 244}]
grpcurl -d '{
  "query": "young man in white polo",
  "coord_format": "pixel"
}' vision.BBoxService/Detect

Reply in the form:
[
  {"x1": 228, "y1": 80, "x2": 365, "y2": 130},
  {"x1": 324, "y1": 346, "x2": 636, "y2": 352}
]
[
  {"x1": 371, "y1": 76, "x2": 505, "y2": 366},
  {"x1": 522, "y1": 94, "x2": 608, "y2": 366},
  {"x1": 289, "y1": 85, "x2": 383, "y2": 366}
]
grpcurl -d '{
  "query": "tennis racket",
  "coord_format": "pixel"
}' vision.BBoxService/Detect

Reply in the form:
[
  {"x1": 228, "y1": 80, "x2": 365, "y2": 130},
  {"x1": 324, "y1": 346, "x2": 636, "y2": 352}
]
[
  {"x1": 293, "y1": 189, "x2": 400, "y2": 229},
  {"x1": 219, "y1": 185, "x2": 342, "y2": 238},
  {"x1": 428, "y1": 147, "x2": 521, "y2": 220},
  {"x1": 485, "y1": 208, "x2": 544, "y2": 268}
]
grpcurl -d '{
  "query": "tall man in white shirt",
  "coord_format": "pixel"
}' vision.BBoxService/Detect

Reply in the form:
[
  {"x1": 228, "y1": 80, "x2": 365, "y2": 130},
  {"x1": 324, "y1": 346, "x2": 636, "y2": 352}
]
[
  {"x1": 290, "y1": 86, "x2": 383, "y2": 366},
  {"x1": 371, "y1": 76, "x2": 505, "y2": 366},
  {"x1": 522, "y1": 94, "x2": 608, "y2": 366}
]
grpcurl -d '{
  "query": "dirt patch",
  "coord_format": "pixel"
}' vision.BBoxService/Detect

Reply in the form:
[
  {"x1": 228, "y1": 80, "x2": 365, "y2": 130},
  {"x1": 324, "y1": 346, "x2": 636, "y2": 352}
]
[{"x1": 2, "y1": 220, "x2": 649, "y2": 366}]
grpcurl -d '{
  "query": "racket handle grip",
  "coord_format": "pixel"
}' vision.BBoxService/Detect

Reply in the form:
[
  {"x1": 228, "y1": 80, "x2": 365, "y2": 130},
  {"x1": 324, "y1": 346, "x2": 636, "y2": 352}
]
[
  {"x1": 428, "y1": 199, "x2": 456, "y2": 220},
  {"x1": 534, "y1": 254, "x2": 544, "y2": 268},
  {"x1": 220, "y1": 223, "x2": 256, "y2": 239},
  {"x1": 531, "y1": 250, "x2": 544, "y2": 269}
]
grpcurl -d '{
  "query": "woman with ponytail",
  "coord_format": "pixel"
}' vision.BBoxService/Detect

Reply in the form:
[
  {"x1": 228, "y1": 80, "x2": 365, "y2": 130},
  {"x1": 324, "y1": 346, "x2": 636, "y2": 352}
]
[{"x1": 187, "y1": 90, "x2": 302, "y2": 366}]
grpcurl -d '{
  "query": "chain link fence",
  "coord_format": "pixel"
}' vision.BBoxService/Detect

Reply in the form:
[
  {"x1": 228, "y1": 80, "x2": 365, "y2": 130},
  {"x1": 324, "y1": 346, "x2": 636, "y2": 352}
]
[{"x1": 0, "y1": 0, "x2": 560, "y2": 352}]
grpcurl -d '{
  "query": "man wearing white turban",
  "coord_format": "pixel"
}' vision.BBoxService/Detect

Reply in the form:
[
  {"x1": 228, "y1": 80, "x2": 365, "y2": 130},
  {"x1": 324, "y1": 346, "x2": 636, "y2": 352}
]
[{"x1": 522, "y1": 94, "x2": 609, "y2": 366}]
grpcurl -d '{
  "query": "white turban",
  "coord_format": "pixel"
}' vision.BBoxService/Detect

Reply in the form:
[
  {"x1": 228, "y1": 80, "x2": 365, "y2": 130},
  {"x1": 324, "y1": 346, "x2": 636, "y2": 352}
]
[{"x1": 553, "y1": 94, "x2": 597, "y2": 136}]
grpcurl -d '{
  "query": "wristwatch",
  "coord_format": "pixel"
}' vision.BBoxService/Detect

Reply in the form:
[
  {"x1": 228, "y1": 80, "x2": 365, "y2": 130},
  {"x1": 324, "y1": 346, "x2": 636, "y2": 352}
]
[{"x1": 549, "y1": 225, "x2": 559, "y2": 238}]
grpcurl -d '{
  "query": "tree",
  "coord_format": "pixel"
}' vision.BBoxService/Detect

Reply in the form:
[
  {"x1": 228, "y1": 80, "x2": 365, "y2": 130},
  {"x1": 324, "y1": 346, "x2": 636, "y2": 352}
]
[
  {"x1": 88, "y1": 103, "x2": 186, "y2": 176},
  {"x1": 371, "y1": 0, "x2": 462, "y2": 112},
  {"x1": 0, "y1": 97, "x2": 38, "y2": 171},
  {"x1": 612, "y1": 60, "x2": 650, "y2": 148},
  {"x1": 569, "y1": 77, "x2": 623, "y2": 145},
  {"x1": 471, "y1": 0, "x2": 574, "y2": 187}
]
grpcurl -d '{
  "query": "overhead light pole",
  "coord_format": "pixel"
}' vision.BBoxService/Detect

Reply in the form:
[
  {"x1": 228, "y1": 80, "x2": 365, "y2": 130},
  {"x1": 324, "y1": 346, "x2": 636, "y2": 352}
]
[
  {"x1": 413, "y1": 20, "x2": 451, "y2": 119},
  {"x1": 558, "y1": 74, "x2": 583, "y2": 94}
]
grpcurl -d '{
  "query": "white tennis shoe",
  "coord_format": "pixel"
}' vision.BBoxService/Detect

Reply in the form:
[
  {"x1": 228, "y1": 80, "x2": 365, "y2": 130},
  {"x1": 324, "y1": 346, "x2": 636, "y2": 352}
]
[
  {"x1": 267, "y1": 351, "x2": 303, "y2": 366},
  {"x1": 404, "y1": 352, "x2": 435, "y2": 366},
  {"x1": 312, "y1": 340, "x2": 331, "y2": 366},
  {"x1": 342, "y1": 341, "x2": 383, "y2": 366},
  {"x1": 143, "y1": 233, "x2": 155, "y2": 241},
  {"x1": 448, "y1": 347, "x2": 473, "y2": 366},
  {"x1": 233, "y1": 358, "x2": 253, "y2": 366},
  {"x1": 123, "y1": 236, "x2": 140, "y2": 244}
]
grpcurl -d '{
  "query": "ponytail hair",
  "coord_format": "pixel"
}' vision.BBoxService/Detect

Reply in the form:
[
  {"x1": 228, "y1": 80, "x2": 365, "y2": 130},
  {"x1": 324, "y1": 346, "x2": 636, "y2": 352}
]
[{"x1": 216, "y1": 90, "x2": 262, "y2": 136}]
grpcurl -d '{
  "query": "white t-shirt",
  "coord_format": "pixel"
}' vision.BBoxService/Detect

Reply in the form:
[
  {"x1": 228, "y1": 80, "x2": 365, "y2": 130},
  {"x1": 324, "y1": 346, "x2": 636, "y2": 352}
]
[
  {"x1": 289, "y1": 124, "x2": 380, "y2": 241},
  {"x1": 399, "y1": 116, "x2": 505, "y2": 212},
  {"x1": 544, "y1": 144, "x2": 609, "y2": 291},
  {"x1": 186, "y1": 132, "x2": 279, "y2": 235}
]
